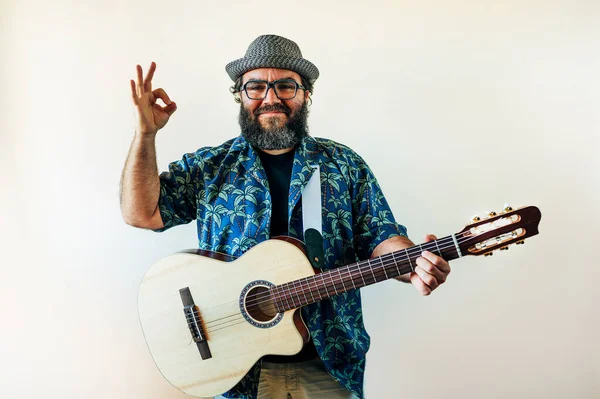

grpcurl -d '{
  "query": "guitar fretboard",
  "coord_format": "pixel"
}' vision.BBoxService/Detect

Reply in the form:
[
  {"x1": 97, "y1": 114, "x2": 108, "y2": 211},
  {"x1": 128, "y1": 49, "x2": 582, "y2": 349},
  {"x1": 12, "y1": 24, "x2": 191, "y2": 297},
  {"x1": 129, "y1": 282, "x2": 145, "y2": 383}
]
[{"x1": 270, "y1": 235, "x2": 462, "y2": 311}]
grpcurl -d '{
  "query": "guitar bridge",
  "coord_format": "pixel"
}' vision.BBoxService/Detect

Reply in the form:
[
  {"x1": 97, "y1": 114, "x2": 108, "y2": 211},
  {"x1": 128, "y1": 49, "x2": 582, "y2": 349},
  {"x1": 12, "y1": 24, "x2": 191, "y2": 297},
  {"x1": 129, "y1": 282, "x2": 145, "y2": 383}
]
[{"x1": 179, "y1": 287, "x2": 212, "y2": 360}]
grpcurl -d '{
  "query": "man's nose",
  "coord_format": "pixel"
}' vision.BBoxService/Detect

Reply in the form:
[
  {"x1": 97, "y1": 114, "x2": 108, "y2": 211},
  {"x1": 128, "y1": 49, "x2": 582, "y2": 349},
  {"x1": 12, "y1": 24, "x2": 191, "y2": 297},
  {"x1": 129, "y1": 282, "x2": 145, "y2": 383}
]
[{"x1": 262, "y1": 86, "x2": 282, "y2": 105}]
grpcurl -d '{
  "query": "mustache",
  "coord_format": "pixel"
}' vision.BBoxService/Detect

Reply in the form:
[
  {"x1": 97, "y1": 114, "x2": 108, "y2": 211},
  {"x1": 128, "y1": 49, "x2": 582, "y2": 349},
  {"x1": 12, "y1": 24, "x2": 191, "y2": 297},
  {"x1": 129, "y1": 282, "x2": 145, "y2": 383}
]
[{"x1": 254, "y1": 104, "x2": 291, "y2": 116}]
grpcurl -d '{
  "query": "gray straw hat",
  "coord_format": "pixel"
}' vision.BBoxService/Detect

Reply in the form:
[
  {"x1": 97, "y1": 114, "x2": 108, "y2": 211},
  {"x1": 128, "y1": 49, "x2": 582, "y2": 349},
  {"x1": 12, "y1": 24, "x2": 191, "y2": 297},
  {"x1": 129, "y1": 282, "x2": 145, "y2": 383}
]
[{"x1": 225, "y1": 34, "x2": 319, "y2": 83}]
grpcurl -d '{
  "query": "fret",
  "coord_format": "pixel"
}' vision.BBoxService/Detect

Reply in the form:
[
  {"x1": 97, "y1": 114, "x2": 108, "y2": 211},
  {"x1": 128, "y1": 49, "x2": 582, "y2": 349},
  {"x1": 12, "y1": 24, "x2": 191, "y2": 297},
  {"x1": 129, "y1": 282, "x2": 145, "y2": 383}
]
[
  {"x1": 349, "y1": 267, "x2": 357, "y2": 290},
  {"x1": 405, "y1": 248, "x2": 414, "y2": 271},
  {"x1": 315, "y1": 275, "x2": 323, "y2": 300},
  {"x1": 367, "y1": 259, "x2": 377, "y2": 284},
  {"x1": 434, "y1": 240, "x2": 442, "y2": 257},
  {"x1": 321, "y1": 272, "x2": 330, "y2": 298},
  {"x1": 293, "y1": 280, "x2": 302, "y2": 308},
  {"x1": 391, "y1": 251, "x2": 401, "y2": 275},
  {"x1": 338, "y1": 268, "x2": 347, "y2": 292},
  {"x1": 359, "y1": 263, "x2": 367, "y2": 287},
  {"x1": 381, "y1": 258, "x2": 389, "y2": 279},
  {"x1": 287, "y1": 282, "x2": 296, "y2": 309},
  {"x1": 272, "y1": 286, "x2": 283, "y2": 312},
  {"x1": 299, "y1": 278, "x2": 309, "y2": 306},
  {"x1": 307, "y1": 277, "x2": 316, "y2": 304},
  {"x1": 331, "y1": 271, "x2": 338, "y2": 295},
  {"x1": 282, "y1": 284, "x2": 292, "y2": 310}
]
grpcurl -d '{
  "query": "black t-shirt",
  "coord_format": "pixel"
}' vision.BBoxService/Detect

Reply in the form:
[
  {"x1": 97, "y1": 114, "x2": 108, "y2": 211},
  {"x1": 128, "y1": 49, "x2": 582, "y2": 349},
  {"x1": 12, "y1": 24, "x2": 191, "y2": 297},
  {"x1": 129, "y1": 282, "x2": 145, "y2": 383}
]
[
  {"x1": 257, "y1": 149, "x2": 319, "y2": 363},
  {"x1": 257, "y1": 150, "x2": 295, "y2": 237}
]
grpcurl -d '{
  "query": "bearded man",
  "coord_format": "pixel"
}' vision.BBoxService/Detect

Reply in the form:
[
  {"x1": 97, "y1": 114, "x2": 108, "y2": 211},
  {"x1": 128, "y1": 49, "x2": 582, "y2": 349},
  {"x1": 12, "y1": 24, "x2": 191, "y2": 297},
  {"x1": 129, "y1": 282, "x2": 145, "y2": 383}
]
[{"x1": 120, "y1": 34, "x2": 451, "y2": 399}]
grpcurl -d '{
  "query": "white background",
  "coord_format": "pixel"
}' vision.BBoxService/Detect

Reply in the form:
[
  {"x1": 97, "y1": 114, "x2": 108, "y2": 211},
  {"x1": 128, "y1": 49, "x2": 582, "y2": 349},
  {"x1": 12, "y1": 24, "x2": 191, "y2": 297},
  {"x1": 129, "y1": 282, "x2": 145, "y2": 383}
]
[{"x1": 2, "y1": 0, "x2": 598, "y2": 398}]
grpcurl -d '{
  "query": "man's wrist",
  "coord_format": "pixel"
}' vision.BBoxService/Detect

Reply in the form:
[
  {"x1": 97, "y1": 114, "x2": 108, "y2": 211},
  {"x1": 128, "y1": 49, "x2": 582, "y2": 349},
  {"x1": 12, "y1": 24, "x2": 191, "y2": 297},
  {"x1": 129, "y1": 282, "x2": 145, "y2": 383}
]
[{"x1": 134, "y1": 130, "x2": 158, "y2": 143}]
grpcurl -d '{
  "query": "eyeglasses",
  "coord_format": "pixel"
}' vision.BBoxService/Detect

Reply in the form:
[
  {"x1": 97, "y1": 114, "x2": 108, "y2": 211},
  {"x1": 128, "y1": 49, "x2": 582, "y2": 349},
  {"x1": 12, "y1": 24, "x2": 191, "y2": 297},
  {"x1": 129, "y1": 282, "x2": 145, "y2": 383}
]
[{"x1": 241, "y1": 79, "x2": 306, "y2": 100}]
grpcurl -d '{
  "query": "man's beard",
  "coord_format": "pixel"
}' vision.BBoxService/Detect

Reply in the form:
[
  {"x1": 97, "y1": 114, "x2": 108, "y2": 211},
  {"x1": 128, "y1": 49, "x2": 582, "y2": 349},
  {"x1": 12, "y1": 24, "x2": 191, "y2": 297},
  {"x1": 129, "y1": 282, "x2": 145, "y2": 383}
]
[{"x1": 238, "y1": 102, "x2": 309, "y2": 150}]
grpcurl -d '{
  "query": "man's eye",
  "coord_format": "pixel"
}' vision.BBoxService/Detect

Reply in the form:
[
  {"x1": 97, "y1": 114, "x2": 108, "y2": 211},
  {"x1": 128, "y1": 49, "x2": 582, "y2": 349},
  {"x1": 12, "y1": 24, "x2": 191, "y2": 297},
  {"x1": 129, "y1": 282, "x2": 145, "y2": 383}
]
[
  {"x1": 277, "y1": 83, "x2": 296, "y2": 91},
  {"x1": 247, "y1": 84, "x2": 266, "y2": 91}
]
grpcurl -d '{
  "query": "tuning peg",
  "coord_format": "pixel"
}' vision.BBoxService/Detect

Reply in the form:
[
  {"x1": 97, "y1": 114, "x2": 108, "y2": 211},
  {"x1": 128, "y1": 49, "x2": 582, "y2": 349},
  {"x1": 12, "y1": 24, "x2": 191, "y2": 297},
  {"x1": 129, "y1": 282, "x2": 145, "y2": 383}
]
[
  {"x1": 499, "y1": 246, "x2": 509, "y2": 251},
  {"x1": 472, "y1": 215, "x2": 481, "y2": 222},
  {"x1": 516, "y1": 240, "x2": 525, "y2": 245},
  {"x1": 484, "y1": 252, "x2": 493, "y2": 257},
  {"x1": 503, "y1": 203, "x2": 513, "y2": 212},
  {"x1": 488, "y1": 211, "x2": 497, "y2": 217}
]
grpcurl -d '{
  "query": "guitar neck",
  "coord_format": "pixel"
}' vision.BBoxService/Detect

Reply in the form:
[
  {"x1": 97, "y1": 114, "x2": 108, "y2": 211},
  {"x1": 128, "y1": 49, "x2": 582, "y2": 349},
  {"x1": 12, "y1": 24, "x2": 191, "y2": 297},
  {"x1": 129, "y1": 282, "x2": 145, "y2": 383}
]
[{"x1": 272, "y1": 235, "x2": 463, "y2": 311}]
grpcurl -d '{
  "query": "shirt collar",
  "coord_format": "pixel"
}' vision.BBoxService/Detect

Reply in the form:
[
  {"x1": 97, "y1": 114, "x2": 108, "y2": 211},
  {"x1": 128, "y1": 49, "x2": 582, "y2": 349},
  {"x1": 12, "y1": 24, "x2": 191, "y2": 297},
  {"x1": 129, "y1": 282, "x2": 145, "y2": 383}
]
[{"x1": 231, "y1": 134, "x2": 322, "y2": 176}]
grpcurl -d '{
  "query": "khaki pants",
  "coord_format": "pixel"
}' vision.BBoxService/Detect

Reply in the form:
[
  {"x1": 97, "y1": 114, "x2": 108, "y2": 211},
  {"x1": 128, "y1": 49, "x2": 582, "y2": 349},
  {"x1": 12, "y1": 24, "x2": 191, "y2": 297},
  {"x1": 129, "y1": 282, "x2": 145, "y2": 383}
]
[{"x1": 216, "y1": 357, "x2": 359, "y2": 399}]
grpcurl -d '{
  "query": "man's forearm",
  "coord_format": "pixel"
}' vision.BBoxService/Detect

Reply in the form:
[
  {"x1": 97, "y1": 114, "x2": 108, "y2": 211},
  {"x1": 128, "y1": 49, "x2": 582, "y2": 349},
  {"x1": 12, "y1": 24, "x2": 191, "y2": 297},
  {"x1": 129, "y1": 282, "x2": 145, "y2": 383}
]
[
  {"x1": 120, "y1": 133, "x2": 161, "y2": 226},
  {"x1": 371, "y1": 235, "x2": 415, "y2": 283}
]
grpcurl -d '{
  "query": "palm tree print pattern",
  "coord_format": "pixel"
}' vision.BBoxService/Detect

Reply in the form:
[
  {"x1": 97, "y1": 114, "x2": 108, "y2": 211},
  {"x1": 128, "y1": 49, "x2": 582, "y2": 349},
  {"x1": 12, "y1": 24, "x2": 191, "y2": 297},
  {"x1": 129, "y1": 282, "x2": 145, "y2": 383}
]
[{"x1": 154, "y1": 135, "x2": 407, "y2": 398}]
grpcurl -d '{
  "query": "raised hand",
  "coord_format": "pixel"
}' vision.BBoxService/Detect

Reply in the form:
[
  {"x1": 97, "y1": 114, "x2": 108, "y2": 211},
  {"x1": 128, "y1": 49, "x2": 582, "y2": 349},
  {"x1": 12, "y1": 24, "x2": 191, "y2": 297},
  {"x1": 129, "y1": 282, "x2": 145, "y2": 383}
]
[{"x1": 130, "y1": 62, "x2": 177, "y2": 136}]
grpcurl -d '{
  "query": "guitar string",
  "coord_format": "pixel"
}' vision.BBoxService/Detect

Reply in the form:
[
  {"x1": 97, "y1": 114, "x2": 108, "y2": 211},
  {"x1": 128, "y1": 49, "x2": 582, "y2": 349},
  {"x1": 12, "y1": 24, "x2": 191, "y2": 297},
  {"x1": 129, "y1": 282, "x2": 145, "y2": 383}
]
[
  {"x1": 192, "y1": 232, "x2": 478, "y2": 332},
  {"x1": 193, "y1": 223, "x2": 523, "y2": 334},
  {"x1": 192, "y1": 225, "x2": 522, "y2": 334},
  {"x1": 200, "y1": 252, "x2": 448, "y2": 334},
  {"x1": 188, "y1": 234, "x2": 476, "y2": 333},
  {"x1": 205, "y1": 231, "x2": 475, "y2": 313},
  {"x1": 191, "y1": 246, "x2": 458, "y2": 335},
  {"x1": 262, "y1": 224, "x2": 521, "y2": 311},
  {"x1": 201, "y1": 247, "x2": 458, "y2": 334},
  {"x1": 196, "y1": 235, "x2": 462, "y2": 323}
]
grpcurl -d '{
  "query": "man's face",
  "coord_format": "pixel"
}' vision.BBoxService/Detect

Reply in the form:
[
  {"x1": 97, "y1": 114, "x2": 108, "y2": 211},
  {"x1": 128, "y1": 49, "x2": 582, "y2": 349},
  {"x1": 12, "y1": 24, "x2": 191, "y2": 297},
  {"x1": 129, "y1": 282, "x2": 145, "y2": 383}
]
[{"x1": 238, "y1": 68, "x2": 310, "y2": 151}]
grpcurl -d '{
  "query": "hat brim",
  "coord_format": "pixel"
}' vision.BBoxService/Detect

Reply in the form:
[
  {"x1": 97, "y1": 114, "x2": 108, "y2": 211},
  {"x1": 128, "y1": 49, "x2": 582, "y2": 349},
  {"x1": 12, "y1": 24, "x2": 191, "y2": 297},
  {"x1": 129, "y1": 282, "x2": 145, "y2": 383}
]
[{"x1": 225, "y1": 55, "x2": 319, "y2": 82}]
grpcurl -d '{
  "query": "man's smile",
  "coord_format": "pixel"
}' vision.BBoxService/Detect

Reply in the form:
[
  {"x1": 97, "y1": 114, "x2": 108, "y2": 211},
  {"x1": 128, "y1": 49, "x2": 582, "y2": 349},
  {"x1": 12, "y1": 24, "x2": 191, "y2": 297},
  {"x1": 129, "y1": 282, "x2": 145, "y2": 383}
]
[{"x1": 259, "y1": 111, "x2": 286, "y2": 116}]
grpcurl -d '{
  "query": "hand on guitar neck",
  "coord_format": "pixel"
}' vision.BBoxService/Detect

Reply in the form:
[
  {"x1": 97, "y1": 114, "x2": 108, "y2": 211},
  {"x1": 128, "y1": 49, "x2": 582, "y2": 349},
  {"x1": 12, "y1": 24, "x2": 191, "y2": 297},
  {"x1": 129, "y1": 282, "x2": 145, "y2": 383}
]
[{"x1": 371, "y1": 234, "x2": 451, "y2": 296}]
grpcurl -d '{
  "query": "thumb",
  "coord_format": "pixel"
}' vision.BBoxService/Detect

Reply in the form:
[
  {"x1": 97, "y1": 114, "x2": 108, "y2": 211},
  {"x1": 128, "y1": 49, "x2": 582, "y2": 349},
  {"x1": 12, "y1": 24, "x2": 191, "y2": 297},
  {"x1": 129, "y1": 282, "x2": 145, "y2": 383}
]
[
  {"x1": 423, "y1": 233, "x2": 437, "y2": 243},
  {"x1": 164, "y1": 101, "x2": 177, "y2": 116}
]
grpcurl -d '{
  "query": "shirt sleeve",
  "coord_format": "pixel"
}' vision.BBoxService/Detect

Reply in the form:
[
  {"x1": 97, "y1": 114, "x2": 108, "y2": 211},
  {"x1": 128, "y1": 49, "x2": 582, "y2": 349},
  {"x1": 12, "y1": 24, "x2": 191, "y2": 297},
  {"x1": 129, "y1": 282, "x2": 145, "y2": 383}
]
[
  {"x1": 348, "y1": 151, "x2": 408, "y2": 260},
  {"x1": 153, "y1": 152, "x2": 202, "y2": 233}
]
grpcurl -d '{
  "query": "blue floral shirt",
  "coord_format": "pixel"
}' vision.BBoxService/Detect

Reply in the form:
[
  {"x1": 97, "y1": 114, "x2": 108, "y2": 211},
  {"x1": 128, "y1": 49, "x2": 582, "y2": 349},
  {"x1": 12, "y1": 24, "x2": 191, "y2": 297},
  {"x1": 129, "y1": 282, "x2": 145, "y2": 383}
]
[{"x1": 154, "y1": 135, "x2": 407, "y2": 398}]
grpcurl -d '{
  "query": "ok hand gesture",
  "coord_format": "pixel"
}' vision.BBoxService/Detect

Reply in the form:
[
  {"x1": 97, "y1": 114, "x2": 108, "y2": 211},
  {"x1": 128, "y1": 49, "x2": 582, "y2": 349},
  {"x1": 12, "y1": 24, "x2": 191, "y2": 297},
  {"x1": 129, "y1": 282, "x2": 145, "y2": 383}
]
[{"x1": 130, "y1": 62, "x2": 177, "y2": 136}]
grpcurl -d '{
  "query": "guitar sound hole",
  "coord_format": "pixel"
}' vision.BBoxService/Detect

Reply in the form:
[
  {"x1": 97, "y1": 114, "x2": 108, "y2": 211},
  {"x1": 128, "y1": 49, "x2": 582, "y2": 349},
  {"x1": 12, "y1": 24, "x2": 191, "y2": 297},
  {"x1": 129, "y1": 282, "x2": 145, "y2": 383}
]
[{"x1": 245, "y1": 286, "x2": 278, "y2": 322}]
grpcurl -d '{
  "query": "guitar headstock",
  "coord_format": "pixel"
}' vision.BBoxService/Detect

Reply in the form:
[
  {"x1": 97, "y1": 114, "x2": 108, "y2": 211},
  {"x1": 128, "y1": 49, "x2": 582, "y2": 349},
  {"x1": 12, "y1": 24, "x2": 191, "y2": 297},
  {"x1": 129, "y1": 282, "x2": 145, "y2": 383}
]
[{"x1": 456, "y1": 205, "x2": 542, "y2": 257}]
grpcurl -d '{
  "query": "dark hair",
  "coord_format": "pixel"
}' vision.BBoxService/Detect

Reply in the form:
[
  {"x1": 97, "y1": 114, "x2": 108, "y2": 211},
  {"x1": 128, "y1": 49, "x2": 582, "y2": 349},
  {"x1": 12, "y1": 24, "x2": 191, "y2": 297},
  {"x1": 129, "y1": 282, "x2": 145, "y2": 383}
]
[{"x1": 229, "y1": 74, "x2": 314, "y2": 105}]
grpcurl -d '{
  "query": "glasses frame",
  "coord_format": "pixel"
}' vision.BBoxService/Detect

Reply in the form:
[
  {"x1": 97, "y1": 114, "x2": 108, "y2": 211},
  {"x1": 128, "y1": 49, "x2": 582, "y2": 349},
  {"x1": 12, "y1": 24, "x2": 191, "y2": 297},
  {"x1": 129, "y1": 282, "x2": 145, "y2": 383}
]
[{"x1": 241, "y1": 78, "x2": 306, "y2": 100}]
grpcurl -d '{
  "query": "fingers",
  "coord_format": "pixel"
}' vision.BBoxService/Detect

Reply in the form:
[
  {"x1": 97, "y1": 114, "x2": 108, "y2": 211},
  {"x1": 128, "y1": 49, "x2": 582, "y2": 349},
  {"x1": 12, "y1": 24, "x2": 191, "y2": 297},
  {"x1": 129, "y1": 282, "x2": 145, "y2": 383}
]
[
  {"x1": 153, "y1": 88, "x2": 172, "y2": 106},
  {"x1": 136, "y1": 64, "x2": 144, "y2": 96},
  {"x1": 410, "y1": 233, "x2": 452, "y2": 296},
  {"x1": 414, "y1": 262, "x2": 440, "y2": 291},
  {"x1": 132, "y1": 62, "x2": 156, "y2": 98},
  {"x1": 409, "y1": 272, "x2": 432, "y2": 296},
  {"x1": 163, "y1": 101, "x2": 177, "y2": 116},
  {"x1": 131, "y1": 63, "x2": 170, "y2": 111},
  {"x1": 411, "y1": 253, "x2": 451, "y2": 296},
  {"x1": 152, "y1": 88, "x2": 176, "y2": 115},
  {"x1": 423, "y1": 233, "x2": 437, "y2": 242},
  {"x1": 129, "y1": 79, "x2": 138, "y2": 104},
  {"x1": 144, "y1": 62, "x2": 156, "y2": 92},
  {"x1": 420, "y1": 251, "x2": 451, "y2": 274},
  {"x1": 416, "y1": 256, "x2": 444, "y2": 285},
  {"x1": 420, "y1": 233, "x2": 451, "y2": 274}
]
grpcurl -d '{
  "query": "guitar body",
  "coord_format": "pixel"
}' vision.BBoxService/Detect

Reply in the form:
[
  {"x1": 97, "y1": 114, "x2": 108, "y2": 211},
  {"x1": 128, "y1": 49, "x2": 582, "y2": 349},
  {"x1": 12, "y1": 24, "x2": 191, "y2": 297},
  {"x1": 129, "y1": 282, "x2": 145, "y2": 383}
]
[
  {"x1": 138, "y1": 205, "x2": 542, "y2": 398},
  {"x1": 138, "y1": 238, "x2": 314, "y2": 398}
]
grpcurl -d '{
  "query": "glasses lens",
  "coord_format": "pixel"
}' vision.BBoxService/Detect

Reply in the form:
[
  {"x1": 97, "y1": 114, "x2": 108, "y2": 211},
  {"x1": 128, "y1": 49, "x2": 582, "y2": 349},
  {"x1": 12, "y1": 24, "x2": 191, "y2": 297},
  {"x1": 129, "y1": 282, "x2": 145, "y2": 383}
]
[
  {"x1": 245, "y1": 81, "x2": 268, "y2": 99},
  {"x1": 274, "y1": 81, "x2": 298, "y2": 99}
]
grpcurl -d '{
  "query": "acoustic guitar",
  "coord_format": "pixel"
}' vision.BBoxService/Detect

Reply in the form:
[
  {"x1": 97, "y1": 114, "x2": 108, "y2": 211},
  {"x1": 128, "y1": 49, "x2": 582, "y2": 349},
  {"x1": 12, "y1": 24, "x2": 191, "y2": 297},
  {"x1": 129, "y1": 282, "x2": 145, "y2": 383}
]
[{"x1": 138, "y1": 205, "x2": 541, "y2": 398}]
